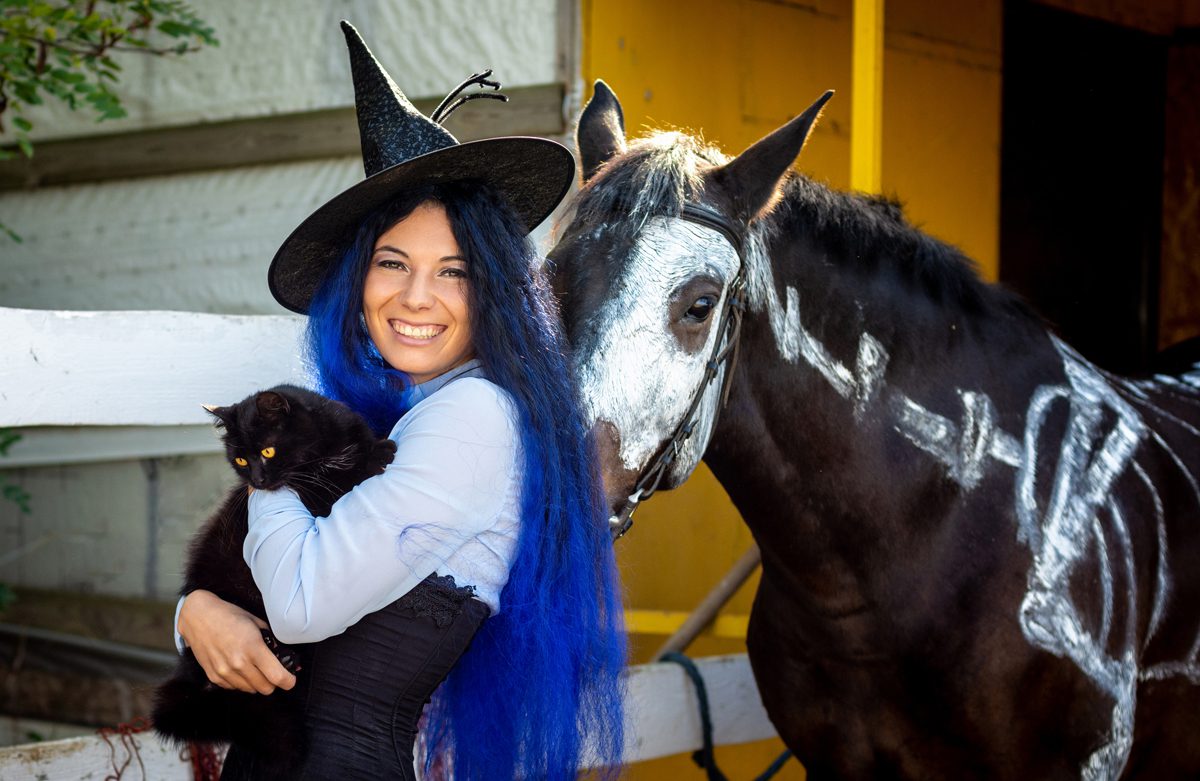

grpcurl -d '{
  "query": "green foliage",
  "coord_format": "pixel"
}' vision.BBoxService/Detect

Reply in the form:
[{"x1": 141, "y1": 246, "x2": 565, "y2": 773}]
[
  {"x1": 0, "y1": 428, "x2": 29, "y2": 514},
  {"x1": 0, "y1": 0, "x2": 218, "y2": 161},
  {"x1": 0, "y1": 428, "x2": 22, "y2": 615}
]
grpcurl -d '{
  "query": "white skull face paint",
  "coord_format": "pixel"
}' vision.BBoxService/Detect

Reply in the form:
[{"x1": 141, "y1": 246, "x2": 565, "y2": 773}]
[{"x1": 578, "y1": 217, "x2": 740, "y2": 486}]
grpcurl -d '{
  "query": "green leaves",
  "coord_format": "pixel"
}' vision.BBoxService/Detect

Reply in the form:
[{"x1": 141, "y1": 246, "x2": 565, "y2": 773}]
[
  {"x1": 0, "y1": 0, "x2": 218, "y2": 159},
  {"x1": 2, "y1": 482, "x2": 30, "y2": 513},
  {"x1": 0, "y1": 429, "x2": 22, "y2": 456},
  {"x1": 0, "y1": 429, "x2": 29, "y2": 515}
]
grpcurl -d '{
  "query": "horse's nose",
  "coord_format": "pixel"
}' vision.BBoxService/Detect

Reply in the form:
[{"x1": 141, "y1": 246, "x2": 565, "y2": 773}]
[{"x1": 590, "y1": 420, "x2": 640, "y2": 513}]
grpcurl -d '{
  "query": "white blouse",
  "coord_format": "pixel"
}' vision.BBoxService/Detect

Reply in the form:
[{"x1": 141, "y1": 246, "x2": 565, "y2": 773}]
[{"x1": 175, "y1": 362, "x2": 522, "y2": 650}]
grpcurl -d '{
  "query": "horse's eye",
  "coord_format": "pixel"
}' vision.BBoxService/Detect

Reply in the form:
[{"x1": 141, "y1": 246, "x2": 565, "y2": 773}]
[
  {"x1": 685, "y1": 296, "x2": 716, "y2": 322},
  {"x1": 235, "y1": 457, "x2": 248, "y2": 467},
  {"x1": 261, "y1": 447, "x2": 276, "y2": 459}
]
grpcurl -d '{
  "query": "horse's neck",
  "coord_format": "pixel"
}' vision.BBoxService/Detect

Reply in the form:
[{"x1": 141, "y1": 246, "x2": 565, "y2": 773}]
[{"x1": 708, "y1": 204, "x2": 1059, "y2": 601}]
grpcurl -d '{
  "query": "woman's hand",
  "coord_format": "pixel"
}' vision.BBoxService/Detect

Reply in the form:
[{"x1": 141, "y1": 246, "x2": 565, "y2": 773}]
[{"x1": 177, "y1": 589, "x2": 296, "y2": 694}]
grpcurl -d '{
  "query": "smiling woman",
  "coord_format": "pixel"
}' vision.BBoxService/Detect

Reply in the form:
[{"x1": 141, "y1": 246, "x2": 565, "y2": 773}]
[
  {"x1": 362, "y1": 202, "x2": 474, "y2": 385},
  {"x1": 170, "y1": 20, "x2": 625, "y2": 781}
]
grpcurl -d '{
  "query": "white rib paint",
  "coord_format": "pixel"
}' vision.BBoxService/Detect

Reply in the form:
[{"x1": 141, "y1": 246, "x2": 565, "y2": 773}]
[
  {"x1": 751, "y1": 227, "x2": 1200, "y2": 779},
  {"x1": 586, "y1": 216, "x2": 1200, "y2": 781},
  {"x1": 1131, "y1": 460, "x2": 1171, "y2": 645}
]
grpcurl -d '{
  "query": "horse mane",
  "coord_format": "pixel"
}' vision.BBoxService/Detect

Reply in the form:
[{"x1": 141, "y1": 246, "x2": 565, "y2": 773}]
[
  {"x1": 572, "y1": 131, "x2": 725, "y2": 235},
  {"x1": 769, "y1": 175, "x2": 1036, "y2": 320},
  {"x1": 571, "y1": 128, "x2": 1037, "y2": 324}
]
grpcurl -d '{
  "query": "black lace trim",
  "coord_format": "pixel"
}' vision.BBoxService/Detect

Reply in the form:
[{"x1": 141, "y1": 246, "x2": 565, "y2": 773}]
[{"x1": 394, "y1": 573, "x2": 477, "y2": 627}]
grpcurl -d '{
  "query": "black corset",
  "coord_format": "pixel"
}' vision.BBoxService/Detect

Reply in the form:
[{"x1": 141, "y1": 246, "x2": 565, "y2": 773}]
[{"x1": 221, "y1": 574, "x2": 489, "y2": 780}]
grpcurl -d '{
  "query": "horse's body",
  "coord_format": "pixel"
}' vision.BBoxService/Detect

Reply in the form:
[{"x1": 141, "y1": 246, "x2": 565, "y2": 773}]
[{"x1": 550, "y1": 84, "x2": 1200, "y2": 780}]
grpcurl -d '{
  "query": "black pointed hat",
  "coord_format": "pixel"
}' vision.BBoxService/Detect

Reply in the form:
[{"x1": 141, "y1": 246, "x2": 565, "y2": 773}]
[{"x1": 267, "y1": 21, "x2": 576, "y2": 314}]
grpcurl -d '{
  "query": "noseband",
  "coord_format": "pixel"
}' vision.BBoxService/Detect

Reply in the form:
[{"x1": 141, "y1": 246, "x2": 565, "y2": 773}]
[{"x1": 609, "y1": 202, "x2": 748, "y2": 539}]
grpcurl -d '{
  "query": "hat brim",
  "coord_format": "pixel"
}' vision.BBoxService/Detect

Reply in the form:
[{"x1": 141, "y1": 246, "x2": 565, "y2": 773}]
[{"x1": 268, "y1": 136, "x2": 575, "y2": 314}]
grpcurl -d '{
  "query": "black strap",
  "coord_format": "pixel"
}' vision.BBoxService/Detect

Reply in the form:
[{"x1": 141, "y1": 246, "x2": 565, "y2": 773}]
[
  {"x1": 680, "y1": 202, "x2": 744, "y2": 257},
  {"x1": 660, "y1": 651, "x2": 728, "y2": 781},
  {"x1": 660, "y1": 651, "x2": 794, "y2": 781},
  {"x1": 609, "y1": 203, "x2": 748, "y2": 539}
]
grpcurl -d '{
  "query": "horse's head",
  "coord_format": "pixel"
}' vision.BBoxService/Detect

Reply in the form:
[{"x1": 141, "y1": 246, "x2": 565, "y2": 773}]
[{"x1": 549, "y1": 81, "x2": 832, "y2": 515}]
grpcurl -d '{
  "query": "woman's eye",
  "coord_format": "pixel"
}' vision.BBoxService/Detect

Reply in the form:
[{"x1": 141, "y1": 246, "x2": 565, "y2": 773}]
[
  {"x1": 376, "y1": 258, "x2": 405, "y2": 270},
  {"x1": 261, "y1": 447, "x2": 276, "y2": 459},
  {"x1": 234, "y1": 457, "x2": 248, "y2": 467},
  {"x1": 440, "y1": 267, "x2": 468, "y2": 279},
  {"x1": 684, "y1": 296, "x2": 716, "y2": 322}
]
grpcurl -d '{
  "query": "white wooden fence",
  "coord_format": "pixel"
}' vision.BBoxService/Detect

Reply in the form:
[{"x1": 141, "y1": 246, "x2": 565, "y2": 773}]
[{"x1": 0, "y1": 305, "x2": 779, "y2": 774}]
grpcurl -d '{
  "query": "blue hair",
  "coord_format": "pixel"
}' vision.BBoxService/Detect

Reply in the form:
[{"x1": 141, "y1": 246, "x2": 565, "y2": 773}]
[{"x1": 305, "y1": 183, "x2": 626, "y2": 779}]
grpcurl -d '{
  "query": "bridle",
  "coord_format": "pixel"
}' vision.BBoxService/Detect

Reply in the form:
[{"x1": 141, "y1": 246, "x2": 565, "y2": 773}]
[{"x1": 608, "y1": 202, "x2": 748, "y2": 540}]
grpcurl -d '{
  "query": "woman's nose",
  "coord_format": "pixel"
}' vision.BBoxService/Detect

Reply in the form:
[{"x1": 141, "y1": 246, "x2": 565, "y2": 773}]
[{"x1": 400, "y1": 273, "x2": 435, "y2": 310}]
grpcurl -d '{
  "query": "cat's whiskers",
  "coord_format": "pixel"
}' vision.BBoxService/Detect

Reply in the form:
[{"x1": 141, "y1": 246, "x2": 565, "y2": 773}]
[{"x1": 283, "y1": 471, "x2": 343, "y2": 495}]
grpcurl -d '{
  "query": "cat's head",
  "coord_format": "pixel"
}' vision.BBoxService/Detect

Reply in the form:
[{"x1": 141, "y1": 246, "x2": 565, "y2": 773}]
[{"x1": 205, "y1": 387, "x2": 326, "y2": 490}]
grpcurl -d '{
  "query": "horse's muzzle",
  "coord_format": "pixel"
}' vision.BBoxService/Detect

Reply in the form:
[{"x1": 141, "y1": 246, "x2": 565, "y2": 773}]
[{"x1": 590, "y1": 419, "x2": 641, "y2": 513}]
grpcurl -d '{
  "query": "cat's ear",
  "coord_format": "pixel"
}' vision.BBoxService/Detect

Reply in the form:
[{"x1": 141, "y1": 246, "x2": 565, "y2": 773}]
[
  {"x1": 203, "y1": 404, "x2": 233, "y2": 429},
  {"x1": 255, "y1": 391, "x2": 291, "y2": 419}
]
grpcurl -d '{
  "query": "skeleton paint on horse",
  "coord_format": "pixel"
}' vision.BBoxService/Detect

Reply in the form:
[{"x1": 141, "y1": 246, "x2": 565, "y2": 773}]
[{"x1": 549, "y1": 82, "x2": 1200, "y2": 779}]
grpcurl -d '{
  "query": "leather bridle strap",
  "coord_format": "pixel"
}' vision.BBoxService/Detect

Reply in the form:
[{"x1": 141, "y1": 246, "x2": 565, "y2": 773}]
[{"x1": 609, "y1": 203, "x2": 748, "y2": 540}]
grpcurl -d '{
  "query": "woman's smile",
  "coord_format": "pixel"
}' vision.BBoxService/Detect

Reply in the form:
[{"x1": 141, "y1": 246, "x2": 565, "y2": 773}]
[
  {"x1": 388, "y1": 318, "x2": 447, "y2": 341},
  {"x1": 362, "y1": 202, "x2": 474, "y2": 384}
]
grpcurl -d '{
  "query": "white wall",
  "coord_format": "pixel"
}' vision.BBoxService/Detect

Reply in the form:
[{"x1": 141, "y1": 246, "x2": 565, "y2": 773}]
[
  {"x1": 2, "y1": 160, "x2": 363, "y2": 313},
  {"x1": 0, "y1": 0, "x2": 571, "y2": 314},
  {"x1": 10, "y1": 0, "x2": 560, "y2": 142},
  {"x1": 0, "y1": 0, "x2": 575, "y2": 602}
]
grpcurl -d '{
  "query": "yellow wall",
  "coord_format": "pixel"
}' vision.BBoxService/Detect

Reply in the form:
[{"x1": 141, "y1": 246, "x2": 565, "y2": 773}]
[{"x1": 581, "y1": 1, "x2": 1001, "y2": 777}]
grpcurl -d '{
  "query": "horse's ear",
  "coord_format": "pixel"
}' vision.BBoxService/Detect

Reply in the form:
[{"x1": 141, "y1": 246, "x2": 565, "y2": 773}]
[
  {"x1": 576, "y1": 79, "x2": 626, "y2": 183},
  {"x1": 710, "y1": 90, "x2": 834, "y2": 221}
]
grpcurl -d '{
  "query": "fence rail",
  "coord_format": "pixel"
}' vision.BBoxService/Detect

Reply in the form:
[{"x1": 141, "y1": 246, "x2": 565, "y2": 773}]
[
  {"x1": 0, "y1": 306, "x2": 779, "y2": 766},
  {"x1": 0, "y1": 653, "x2": 775, "y2": 777}
]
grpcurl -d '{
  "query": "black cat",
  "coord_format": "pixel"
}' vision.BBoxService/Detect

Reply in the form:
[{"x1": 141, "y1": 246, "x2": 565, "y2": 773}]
[{"x1": 152, "y1": 385, "x2": 397, "y2": 778}]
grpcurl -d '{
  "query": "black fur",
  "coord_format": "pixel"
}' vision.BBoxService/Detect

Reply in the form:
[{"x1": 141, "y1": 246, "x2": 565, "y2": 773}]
[
  {"x1": 151, "y1": 385, "x2": 396, "y2": 778},
  {"x1": 553, "y1": 85, "x2": 1200, "y2": 779}
]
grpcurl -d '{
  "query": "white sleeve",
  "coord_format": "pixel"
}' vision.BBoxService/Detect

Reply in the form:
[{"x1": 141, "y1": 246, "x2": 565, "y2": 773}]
[
  {"x1": 174, "y1": 594, "x2": 187, "y2": 654},
  {"x1": 243, "y1": 379, "x2": 519, "y2": 644}
]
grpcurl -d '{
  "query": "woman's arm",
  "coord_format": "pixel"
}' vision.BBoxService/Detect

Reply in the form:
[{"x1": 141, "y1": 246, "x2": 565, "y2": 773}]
[
  {"x1": 176, "y1": 589, "x2": 297, "y2": 694},
  {"x1": 245, "y1": 379, "x2": 518, "y2": 644}
]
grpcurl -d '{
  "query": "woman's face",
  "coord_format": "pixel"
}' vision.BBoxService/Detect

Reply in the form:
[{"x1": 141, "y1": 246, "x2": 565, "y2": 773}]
[{"x1": 362, "y1": 201, "x2": 474, "y2": 384}]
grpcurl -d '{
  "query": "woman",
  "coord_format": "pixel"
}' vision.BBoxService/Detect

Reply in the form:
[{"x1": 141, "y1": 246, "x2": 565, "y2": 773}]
[{"x1": 176, "y1": 22, "x2": 626, "y2": 780}]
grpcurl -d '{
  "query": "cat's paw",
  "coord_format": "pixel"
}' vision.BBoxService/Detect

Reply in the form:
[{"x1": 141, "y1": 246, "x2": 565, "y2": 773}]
[{"x1": 369, "y1": 438, "x2": 398, "y2": 473}]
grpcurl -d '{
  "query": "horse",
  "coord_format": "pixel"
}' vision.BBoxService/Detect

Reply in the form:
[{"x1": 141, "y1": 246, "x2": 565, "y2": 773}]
[{"x1": 547, "y1": 81, "x2": 1200, "y2": 780}]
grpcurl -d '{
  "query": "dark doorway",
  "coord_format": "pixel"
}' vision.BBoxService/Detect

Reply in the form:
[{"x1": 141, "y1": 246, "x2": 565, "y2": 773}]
[{"x1": 1000, "y1": 1, "x2": 1166, "y2": 374}]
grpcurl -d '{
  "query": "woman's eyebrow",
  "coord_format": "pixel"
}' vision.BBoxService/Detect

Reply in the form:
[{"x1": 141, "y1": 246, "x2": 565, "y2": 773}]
[{"x1": 372, "y1": 246, "x2": 465, "y2": 263}]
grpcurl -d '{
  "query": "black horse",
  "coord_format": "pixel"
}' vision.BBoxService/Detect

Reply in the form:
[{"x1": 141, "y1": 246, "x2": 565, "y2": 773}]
[{"x1": 549, "y1": 82, "x2": 1200, "y2": 780}]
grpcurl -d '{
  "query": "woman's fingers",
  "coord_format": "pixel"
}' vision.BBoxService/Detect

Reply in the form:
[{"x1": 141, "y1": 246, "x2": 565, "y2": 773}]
[
  {"x1": 178, "y1": 590, "x2": 297, "y2": 694},
  {"x1": 212, "y1": 650, "x2": 282, "y2": 695}
]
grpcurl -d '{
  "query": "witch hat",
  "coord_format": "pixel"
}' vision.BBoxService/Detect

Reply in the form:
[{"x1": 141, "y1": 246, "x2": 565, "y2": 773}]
[{"x1": 267, "y1": 21, "x2": 575, "y2": 314}]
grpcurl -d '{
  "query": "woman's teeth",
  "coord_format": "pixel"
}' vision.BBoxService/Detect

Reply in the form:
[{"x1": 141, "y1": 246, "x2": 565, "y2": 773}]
[{"x1": 391, "y1": 321, "x2": 444, "y2": 339}]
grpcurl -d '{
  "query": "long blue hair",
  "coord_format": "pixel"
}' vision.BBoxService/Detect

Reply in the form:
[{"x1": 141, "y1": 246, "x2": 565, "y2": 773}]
[{"x1": 305, "y1": 182, "x2": 626, "y2": 779}]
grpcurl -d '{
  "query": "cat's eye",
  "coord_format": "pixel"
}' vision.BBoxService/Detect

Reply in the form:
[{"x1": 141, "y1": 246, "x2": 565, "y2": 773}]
[
  {"x1": 261, "y1": 447, "x2": 276, "y2": 459},
  {"x1": 234, "y1": 457, "x2": 248, "y2": 466}
]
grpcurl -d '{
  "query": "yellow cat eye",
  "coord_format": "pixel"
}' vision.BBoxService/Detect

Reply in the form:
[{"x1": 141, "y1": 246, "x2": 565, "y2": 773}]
[
  {"x1": 235, "y1": 457, "x2": 248, "y2": 466},
  {"x1": 261, "y1": 447, "x2": 276, "y2": 459}
]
